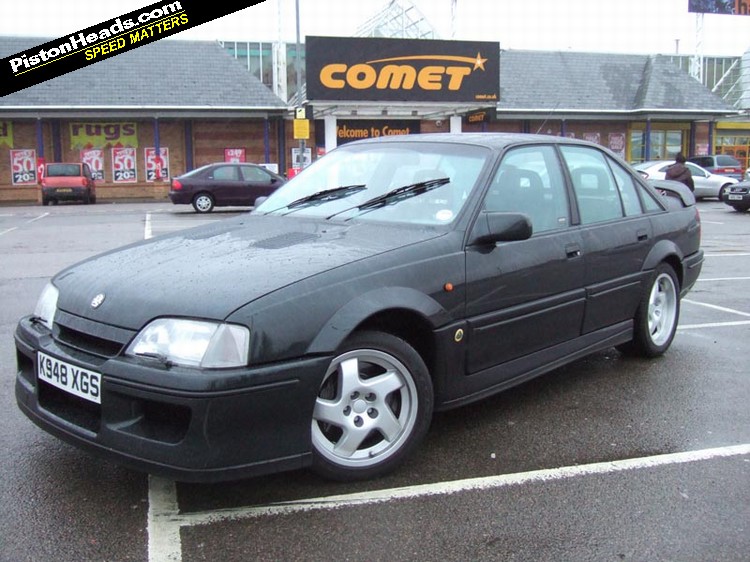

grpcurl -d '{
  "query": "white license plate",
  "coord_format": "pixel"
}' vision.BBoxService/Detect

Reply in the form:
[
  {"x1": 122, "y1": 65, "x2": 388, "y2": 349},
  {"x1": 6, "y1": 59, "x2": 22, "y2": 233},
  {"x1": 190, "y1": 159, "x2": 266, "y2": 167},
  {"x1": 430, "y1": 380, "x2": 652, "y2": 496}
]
[
  {"x1": 55, "y1": 189, "x2": 72, "y2": 193},
  {"x1": 728, "y1": 194, "x2": 743, "y2": 201},
  {"x1": 37, "y1": 351, "x2": 101, "y2": 404}
]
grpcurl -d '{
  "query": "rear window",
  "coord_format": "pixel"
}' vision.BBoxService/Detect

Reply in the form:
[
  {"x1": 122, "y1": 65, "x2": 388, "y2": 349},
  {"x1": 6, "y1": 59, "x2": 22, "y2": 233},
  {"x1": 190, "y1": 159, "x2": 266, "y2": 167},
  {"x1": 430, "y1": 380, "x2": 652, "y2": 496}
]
[
  {"x1": 688, "y1": 157, "x2": 711, "y2": 167},
  {"x1": 716, "y1": 155, "x2": 741, "y2": 167},
  {"x1": 46, "y1": 164, "x2": 82, "y2": 177}
]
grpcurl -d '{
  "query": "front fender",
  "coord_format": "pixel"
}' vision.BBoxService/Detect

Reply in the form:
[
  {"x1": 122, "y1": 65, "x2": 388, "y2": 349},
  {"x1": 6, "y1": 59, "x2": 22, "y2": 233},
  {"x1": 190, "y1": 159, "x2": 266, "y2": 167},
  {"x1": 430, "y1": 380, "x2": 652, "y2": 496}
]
[{"x1": 307, "y1": 286, "x2": 451, "y2": 354}]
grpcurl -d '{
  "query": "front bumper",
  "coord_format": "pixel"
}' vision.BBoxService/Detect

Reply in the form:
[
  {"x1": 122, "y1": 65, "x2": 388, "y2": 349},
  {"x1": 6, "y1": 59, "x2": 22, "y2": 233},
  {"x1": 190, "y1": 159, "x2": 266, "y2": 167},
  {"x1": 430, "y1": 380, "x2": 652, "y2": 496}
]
[
  {"x1": 15, "y1": 317, "x2": 329, "y2": 482},
  {"x1": 722, "y1": 185, "x2": 750, "y2": 209}
]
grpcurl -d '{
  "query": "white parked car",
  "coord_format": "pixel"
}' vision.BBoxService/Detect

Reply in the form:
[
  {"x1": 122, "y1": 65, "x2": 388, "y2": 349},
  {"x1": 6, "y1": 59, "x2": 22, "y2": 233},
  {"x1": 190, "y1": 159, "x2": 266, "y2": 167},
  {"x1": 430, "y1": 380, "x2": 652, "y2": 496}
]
[{"x1": 633, "y1": 160, "x2": 737, "y2": 200}]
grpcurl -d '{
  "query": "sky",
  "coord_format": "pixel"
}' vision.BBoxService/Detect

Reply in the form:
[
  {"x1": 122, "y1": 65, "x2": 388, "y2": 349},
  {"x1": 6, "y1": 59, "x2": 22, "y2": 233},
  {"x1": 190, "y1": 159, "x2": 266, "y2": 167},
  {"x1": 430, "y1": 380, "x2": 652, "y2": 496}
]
[{"x1": 1, "y1": 0, "x2": 749, "y2": 57}]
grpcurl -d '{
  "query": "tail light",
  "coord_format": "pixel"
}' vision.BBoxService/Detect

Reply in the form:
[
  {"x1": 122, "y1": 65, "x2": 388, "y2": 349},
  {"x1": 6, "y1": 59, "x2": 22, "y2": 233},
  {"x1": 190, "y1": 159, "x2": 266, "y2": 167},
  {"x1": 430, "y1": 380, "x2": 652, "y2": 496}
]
[
  {"x1": 81, "y1": 177, "x2": 87, "y2": 187},
  {"x1": 172, "y1": 179, "x2": 183, "y2": 191}
]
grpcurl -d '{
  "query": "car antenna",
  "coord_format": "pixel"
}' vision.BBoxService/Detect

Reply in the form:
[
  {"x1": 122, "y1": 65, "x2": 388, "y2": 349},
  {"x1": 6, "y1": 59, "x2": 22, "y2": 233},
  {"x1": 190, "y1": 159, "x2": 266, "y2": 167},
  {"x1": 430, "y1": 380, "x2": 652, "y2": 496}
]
[{"x1": 535, "y1": 101, "x2": 561, "y2": 135}]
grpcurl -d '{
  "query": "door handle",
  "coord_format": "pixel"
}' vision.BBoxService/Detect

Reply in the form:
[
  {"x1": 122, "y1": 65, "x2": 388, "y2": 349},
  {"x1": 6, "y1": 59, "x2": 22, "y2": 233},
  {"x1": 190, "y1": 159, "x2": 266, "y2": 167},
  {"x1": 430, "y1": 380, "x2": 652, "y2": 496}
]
[
  {"x1": 637, "y1": 229, "x2": 649, "y2": 242},
  {"x1": 565, "y1": 244, "x2": 581, "y2": 258}
]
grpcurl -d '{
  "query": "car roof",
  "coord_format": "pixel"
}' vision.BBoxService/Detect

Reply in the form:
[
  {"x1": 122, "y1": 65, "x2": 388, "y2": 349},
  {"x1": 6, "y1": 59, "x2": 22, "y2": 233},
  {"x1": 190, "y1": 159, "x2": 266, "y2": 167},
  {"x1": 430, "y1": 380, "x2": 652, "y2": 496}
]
[{"x1": 341, "y1": 132, "x2": 612, "y2": 151}]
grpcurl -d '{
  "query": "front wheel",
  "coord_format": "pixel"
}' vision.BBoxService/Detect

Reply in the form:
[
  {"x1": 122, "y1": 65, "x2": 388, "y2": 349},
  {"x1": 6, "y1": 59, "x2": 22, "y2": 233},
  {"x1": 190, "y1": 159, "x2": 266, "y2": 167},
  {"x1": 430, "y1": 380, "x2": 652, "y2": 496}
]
[
  {"x1": 192, "y1": 193, "x2": 214, "y2": 213},
  {"x1": 618, "y1": 263, "x2": 680, "y2": 357},
  {"x1": 718, "y1": 184, "x2": 731, "y2": 201},
  {"x1": 311, "y1": 331, "x2": 434, "y2": 481}
]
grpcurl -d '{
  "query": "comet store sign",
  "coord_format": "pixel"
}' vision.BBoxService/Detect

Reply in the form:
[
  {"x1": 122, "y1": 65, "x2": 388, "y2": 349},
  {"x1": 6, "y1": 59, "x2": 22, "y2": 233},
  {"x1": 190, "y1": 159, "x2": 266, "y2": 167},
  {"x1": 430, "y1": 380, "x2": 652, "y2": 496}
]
[{"x1": 306, "y1": 36, "x2": 499, "y2": 103}]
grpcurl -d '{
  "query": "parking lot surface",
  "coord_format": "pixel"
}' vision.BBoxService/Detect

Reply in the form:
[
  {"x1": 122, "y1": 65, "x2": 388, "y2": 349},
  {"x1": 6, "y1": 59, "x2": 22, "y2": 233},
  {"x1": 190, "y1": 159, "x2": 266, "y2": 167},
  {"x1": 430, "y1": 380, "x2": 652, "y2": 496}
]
[{"x1": 1, "y1": 200, "x2": 748, "y2": 562}]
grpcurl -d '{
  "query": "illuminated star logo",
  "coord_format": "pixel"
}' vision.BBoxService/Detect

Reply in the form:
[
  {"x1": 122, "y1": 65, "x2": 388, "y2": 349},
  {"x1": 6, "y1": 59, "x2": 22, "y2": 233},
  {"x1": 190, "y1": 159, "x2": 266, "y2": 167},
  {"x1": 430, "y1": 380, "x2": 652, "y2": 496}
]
[{"x1": 473, "y1": 52, "x2": 487, "y2": 71}]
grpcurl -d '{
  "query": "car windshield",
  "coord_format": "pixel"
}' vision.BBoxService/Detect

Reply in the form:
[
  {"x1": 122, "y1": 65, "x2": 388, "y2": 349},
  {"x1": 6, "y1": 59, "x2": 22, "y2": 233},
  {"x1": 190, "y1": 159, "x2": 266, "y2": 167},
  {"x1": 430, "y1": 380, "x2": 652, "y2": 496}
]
[
  {"x1": 46, "y1": 164, "x2": 81, "y2": 177},
  {"x1": 255, "y1": 141, "x2": 490, "y2": 225}
]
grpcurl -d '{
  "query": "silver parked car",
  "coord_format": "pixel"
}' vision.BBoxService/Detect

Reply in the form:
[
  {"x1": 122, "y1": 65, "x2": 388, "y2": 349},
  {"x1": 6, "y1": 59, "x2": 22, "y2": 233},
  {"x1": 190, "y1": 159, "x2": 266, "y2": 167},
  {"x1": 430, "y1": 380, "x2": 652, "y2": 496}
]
[{"x1": 633, "y1": 160, "x2": 737, "y2": 200}]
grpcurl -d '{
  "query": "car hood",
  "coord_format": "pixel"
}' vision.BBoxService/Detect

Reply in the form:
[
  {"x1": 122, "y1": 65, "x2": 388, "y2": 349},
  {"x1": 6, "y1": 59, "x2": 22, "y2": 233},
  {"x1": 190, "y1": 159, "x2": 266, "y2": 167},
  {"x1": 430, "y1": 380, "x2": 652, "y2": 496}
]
[{"x1": 53, "y1": 214, "x2": 446, "y2": 330}]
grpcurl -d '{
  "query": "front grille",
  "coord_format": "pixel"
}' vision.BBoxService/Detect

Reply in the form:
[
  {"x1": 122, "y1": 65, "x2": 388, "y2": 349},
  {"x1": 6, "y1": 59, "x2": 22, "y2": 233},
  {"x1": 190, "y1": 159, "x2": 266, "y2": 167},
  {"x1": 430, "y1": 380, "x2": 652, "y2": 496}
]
[
  {"x1": 53, "y1": 310, "x2": 136, "y2": 359},
  {"x1": 56, "y1": 324, "x2": 125, "y2": 357}
]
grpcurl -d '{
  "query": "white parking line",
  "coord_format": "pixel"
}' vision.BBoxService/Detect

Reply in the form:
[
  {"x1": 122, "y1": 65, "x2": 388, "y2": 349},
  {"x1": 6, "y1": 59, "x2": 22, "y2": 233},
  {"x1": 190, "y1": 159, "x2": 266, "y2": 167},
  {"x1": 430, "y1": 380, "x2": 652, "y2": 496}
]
[
  {"x1": 682, "y1": 299, "x2": 750, "y2": 318},
  {"x1": 704, "y1": 253, "x2": 750, "y2": 257},
  {"x1": 697, "y1": 277, "x2": 750, "y2": 282},
  {"x1": 27, "y1": 212, "x2": 49, "y2": 223},
  {"x1": 678, "y1": 320, "x2": 750, "y2": 330},
  {"x1": 144, "y1": 213, "x2": 153, "y2": 240},
  {"x1": 147, "y1": 444, "x2": 750, "y2": 562},
  {"x1": 0, "y1": 212, "x2": 49, "y2": 236}
]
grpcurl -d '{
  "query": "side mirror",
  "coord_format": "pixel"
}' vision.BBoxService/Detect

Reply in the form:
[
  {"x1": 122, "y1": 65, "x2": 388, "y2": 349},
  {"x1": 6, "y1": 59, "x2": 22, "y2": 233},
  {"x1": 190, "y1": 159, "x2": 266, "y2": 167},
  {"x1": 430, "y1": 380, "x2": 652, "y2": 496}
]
[{"x1": 470, "y1": 211, "x2": 533, "y2": 246}]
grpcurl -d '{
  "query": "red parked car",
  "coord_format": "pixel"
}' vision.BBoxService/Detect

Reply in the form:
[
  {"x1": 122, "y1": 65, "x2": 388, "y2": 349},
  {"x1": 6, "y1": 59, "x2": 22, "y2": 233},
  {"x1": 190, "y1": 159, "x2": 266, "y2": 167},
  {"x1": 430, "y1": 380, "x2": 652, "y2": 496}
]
[
  {"x1": 688, "y1": 154, "x2": 744, "y2": 182},
  {"x1": 40, "y1": 162, "x2": 96, "y2": 206}
]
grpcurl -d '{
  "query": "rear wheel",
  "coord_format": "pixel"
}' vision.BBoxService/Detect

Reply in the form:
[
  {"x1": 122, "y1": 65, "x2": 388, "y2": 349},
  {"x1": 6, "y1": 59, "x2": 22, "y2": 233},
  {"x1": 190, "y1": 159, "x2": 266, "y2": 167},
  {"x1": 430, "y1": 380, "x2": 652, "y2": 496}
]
[
  {"x1": 192, "y1": 193, "x2": 214, "y2": 213},
  {"x1": 311, "y1": 331, "x2": 433, "y2": 481},
  {"x1": 618, "y1": 263, "x2": 680, "y2": 357},
  {"x1": 193, "y1": 193, "x2": 214, "y2": 213}
]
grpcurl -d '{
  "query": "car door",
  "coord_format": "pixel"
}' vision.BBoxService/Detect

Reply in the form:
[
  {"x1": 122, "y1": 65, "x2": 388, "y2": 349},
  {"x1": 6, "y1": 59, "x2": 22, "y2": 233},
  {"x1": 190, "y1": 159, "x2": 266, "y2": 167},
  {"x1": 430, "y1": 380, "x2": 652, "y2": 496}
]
[
  {"x1": 206, "y1": 164, "x2": 242, "y2": 204},
  {"x1": 463, "y1": 144, "x2": 586, "y2": 388},
  {"x1": 238, "y1": 165, "x2": 282, "y2": 205},
  {"x1": 560, "y1": 145, "x2": 653, "y2": 334}
]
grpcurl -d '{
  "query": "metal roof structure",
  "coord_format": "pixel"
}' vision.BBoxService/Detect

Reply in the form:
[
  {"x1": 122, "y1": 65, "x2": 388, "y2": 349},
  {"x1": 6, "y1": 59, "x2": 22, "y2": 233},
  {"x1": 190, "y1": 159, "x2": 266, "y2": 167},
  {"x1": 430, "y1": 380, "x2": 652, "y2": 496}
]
[{"x1": 355, "y1": 0, "x2": 440, "y2": 39}]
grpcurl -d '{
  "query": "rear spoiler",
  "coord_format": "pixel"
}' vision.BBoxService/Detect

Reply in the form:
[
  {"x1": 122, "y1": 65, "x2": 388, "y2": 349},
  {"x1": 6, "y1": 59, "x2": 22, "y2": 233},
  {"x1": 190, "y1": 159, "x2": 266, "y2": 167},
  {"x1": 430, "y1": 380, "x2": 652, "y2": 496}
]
[{"x1": 648, "y1": 179, "x2": 696, "y2": 208}]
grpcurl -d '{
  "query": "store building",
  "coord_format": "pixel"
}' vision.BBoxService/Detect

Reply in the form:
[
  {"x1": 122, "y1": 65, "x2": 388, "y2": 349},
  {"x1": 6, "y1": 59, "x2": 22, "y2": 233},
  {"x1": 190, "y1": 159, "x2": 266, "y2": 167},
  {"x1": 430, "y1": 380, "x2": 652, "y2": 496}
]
[
  {"x1": 0, "y1": 37, "x2": 288, "y2": 204},
  {"x1": 1, "y1": 29, "x2": 745, "y2": 204}
]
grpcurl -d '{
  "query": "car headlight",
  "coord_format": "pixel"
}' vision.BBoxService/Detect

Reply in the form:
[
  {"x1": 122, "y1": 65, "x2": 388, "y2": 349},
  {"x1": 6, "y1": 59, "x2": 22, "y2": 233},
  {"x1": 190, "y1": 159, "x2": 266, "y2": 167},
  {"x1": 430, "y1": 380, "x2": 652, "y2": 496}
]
[
  {"x1": 126, "y1": 318, "x2": 250, "y2": 369},
  {"x1": 33, "y1": 282, "x2": 59, "y2": 330}
]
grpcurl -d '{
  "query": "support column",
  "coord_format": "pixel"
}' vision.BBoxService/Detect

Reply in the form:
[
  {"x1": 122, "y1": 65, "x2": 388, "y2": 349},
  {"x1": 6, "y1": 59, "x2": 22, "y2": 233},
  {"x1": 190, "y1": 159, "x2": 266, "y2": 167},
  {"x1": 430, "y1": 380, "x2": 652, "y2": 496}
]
[
  {"x1": 449, "y1": 115, "x2": 462, "y2": 133},
  {"x1": 184, "y1": 121, "x2": 193, "y2": 172},
  {"x1": 35, "y1": 119, "x2": 44, "y2": 159},
  {"x1": 644, "y1": 119, "x2": 652, "y2": 161},
  {"x1": 263, "y1": 119, "x2": 270, "y2": 163},
  {"x1": 324, "y1": 115, "x2": 337, "y2": 153}
]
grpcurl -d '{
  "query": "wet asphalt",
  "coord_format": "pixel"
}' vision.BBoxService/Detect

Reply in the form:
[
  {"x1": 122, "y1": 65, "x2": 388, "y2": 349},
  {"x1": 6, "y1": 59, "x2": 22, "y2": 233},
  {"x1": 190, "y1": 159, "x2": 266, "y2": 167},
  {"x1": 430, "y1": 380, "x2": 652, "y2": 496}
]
[{"x1": 0, "y1": 200, "x2": 747, "y2": 562}]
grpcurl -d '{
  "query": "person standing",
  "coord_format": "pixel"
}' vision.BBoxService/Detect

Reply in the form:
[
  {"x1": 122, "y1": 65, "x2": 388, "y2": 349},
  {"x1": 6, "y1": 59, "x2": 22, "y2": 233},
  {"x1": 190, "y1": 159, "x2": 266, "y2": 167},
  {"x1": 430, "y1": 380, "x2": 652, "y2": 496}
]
[{"x1": 665, "y1": 152, "x2": 695, "y2": 192}]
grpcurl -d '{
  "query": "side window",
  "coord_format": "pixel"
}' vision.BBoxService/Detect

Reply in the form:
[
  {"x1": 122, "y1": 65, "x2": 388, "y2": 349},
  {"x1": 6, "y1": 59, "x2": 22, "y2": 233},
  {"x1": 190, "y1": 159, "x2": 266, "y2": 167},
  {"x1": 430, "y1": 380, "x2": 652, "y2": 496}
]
[
  {"x1": 640, "y1": 184, "x2": 666, "y2": 212},
  {"x1": 212, "y1": 166, "x2": 238, "y2": 181},
  {"x1": 610, "y1": 162, "x2": 642, "y2": 216},
  {"x1": 241, "y1": 166, "x2": 273, "y2": 182},
  {"x1": 483, "y1": 145, "x2": 569, "y2": 234},
  {"x1": 561, "y1": 146, "x2": 623, "y2": 224},
  {"x1": 686, "y1": 163, "x2": 706, "y2": 178}
]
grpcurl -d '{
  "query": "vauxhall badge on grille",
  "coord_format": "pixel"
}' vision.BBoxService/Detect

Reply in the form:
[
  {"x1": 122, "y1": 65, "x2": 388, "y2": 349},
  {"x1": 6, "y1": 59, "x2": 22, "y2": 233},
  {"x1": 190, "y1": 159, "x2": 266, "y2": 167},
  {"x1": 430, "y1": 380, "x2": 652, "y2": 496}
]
[{"x1": 90, "y1": 293, "x2": 106, "y2": 308}]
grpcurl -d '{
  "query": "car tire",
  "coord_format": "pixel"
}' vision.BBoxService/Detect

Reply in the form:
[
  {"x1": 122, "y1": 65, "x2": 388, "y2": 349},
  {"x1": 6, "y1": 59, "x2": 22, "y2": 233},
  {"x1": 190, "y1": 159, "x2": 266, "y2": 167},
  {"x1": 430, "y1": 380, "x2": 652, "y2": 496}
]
[
  {"x1": 42, "y1": 198, "x2": 49, "y2": 206},
  {"x1": 90, "y1": 193, "x2": 96, "y2": 204},
  {"x1": 83, "y1": 191, "x2": 91, "y2": 205},
  {"x1": 618, "y1": 263, "x2": 680, "y2": 358},
  {"x1": 311, "y1": 330, "x2": 434, "y2": 481},
  {"x1": 731, "y1": 205, "x2": 749, "y2": 213},
  {"x1": 718, "y1": 185, "x2": 731, "y2": 201},
  {"x1": 192, "y1": 193, "x2": 214, "y2": 213}
]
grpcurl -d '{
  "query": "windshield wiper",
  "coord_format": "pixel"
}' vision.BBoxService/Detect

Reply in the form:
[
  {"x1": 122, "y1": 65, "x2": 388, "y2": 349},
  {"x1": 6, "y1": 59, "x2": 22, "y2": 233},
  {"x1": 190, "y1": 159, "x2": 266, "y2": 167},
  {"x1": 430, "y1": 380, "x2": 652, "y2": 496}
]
[
  {"x1": 326, "y1": 177, "x2": 450, "y2": 220},
  {"x1": 263, "y1": 184, "x2": 366, "y2": 215}
]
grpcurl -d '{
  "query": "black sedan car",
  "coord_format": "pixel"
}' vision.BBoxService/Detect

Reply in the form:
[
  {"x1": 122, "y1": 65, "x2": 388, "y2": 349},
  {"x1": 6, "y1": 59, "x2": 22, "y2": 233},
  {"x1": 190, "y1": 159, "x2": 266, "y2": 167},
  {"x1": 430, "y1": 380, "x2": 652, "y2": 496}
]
[
  {"x1": 168, "y1": 162, "x2": 286, "y2": 213},
  {"x1": 16, "y1": 134, "x2": 703, "y2": 483},
  {"x1": 722, "y1": 181, "x2": 750, "y2": 212}
]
